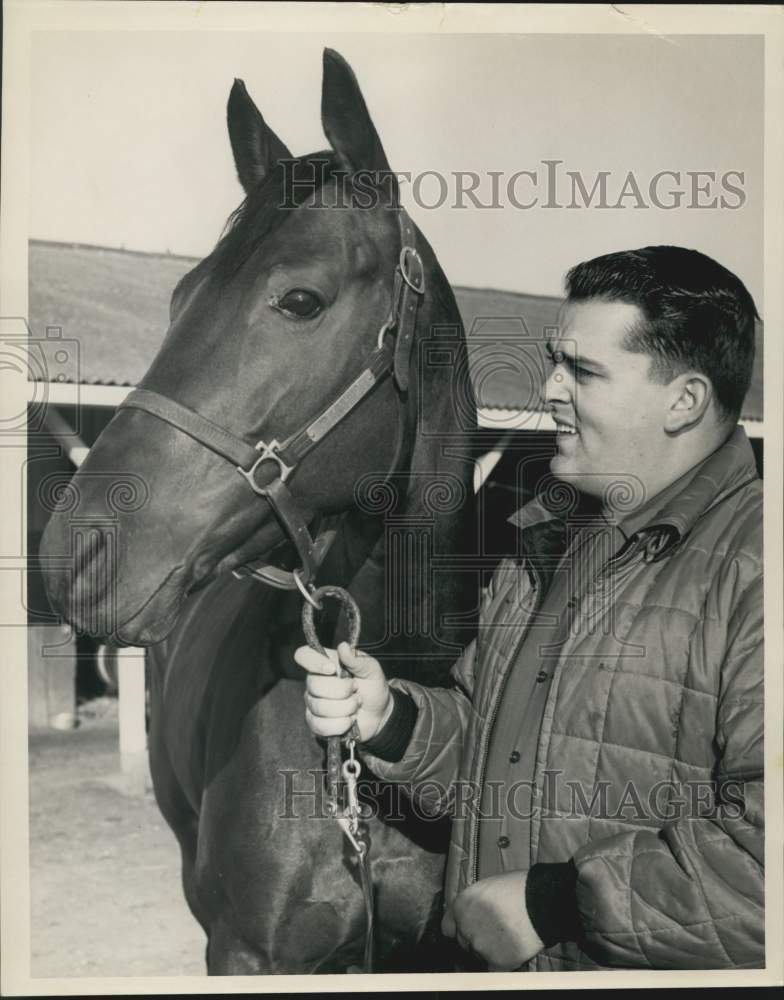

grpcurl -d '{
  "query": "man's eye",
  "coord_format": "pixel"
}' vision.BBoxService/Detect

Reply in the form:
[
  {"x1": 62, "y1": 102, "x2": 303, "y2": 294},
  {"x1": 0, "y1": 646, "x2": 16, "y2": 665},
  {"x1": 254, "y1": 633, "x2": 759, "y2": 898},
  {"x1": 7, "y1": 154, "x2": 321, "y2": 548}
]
[
  {"x1": 275, "y1": 289, "x2": 323, "y2": 319},
  {"x1": 547, "y1": 349, "x2": 565, "y2": 367},
  {"x1": 547, "y1": 350, "x2": 595, "y2": 381}
]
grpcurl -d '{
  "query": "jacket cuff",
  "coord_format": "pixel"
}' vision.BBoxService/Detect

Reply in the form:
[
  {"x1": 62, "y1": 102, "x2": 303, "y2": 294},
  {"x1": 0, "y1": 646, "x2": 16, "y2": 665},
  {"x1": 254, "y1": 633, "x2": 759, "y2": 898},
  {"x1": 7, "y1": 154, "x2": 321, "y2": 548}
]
[
  {"x1": 359, "y1": 687, "x2": 418, "y2": 763},
  {"x1": 525, "y1": 860, "x2": 581, "y2": 947}
]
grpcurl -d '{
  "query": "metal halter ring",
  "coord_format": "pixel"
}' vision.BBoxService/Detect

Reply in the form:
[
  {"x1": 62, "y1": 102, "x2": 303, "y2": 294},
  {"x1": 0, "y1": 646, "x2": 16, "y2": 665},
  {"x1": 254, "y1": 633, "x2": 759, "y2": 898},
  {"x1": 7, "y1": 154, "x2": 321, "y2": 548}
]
[
  {"x1": 376, "y1": 316, "x2": 394, "y2": 350},
  {"x1": 399, "y1": 246, "x2": 425, "y2": 294},
  {"x1": 293, "y1": 569, "x2": 323, "y2": 609},
  {"x1": 236, "y1": 439, "x2": 294, "y2": 496},
  {"x1": 301, "y1": 585, "x2": 362, "y2": 656}
]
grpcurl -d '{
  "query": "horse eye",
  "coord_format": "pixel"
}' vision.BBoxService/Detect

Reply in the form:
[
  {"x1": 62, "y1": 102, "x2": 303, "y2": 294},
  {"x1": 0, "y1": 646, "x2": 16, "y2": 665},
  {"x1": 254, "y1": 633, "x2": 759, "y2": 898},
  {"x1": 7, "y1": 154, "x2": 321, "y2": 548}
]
[{"x1": 276, "y1": 289, "x2": 323, "y2": 319}]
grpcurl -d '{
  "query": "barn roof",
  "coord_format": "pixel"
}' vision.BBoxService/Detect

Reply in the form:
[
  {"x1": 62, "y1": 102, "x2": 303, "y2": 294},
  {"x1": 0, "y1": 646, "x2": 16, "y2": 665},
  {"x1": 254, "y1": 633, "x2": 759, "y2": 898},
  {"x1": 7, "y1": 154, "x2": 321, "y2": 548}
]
[{"x1": 28, "y1": 240, "x2": 763, "y2": 421}]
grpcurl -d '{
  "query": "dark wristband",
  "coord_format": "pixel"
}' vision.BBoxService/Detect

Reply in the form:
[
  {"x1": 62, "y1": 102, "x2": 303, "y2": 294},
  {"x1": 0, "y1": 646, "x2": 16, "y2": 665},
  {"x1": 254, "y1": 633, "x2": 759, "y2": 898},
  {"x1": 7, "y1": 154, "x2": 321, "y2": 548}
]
[
  {"x1": 359, "y1": 687, "x2": 418, "y2": 762},
  {"x1": 525, "y1": 859, "x2": 581, "y2": 947}
]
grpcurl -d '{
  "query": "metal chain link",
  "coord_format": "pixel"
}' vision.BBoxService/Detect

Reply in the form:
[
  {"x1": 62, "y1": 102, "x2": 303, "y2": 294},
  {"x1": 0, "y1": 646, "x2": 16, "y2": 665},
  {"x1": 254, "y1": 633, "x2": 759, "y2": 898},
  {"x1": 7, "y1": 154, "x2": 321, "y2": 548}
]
[{"x1": 301, "y1": 583, "x2": 374, "y2": 971}]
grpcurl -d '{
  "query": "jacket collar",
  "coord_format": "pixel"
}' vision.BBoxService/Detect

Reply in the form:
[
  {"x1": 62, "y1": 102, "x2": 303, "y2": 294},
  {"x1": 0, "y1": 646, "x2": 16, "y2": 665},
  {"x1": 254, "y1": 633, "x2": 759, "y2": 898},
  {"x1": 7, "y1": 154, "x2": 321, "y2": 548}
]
[
  {"x1": 638, "y1": 425, "x2": 759, "y2": 540},
  {"x1": 508, "y1": 425, "x2": 759, "y2": 559}
]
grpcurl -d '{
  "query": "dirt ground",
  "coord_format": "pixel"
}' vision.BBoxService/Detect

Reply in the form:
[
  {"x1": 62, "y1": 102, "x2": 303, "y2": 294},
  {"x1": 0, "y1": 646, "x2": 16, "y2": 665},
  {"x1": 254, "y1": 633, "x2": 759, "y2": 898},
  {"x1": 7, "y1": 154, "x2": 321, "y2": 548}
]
[{"x1": 29, "y1": 698, "x2": 207, "y2": 978}]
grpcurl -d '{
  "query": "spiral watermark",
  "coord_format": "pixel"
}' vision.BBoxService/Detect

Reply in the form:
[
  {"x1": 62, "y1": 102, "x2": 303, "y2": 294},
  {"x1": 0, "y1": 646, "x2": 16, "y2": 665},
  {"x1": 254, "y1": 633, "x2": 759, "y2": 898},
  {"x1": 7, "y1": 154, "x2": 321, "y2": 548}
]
[{"x1": 38, "y1": 473, "x2": 81, "y2": 515}]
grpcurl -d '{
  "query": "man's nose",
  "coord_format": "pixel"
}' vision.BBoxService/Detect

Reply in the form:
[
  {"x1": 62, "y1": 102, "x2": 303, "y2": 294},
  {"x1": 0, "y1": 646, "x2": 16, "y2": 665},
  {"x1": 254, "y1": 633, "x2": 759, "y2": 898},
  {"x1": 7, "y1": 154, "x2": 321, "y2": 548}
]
[{"x1": 543, "y1": 365, "x2": 570, "y2": 407}]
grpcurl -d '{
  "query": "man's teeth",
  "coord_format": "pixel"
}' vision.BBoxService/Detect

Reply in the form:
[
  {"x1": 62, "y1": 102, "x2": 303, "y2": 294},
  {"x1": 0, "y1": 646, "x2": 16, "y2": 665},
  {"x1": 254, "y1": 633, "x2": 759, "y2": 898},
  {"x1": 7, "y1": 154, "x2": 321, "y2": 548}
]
[{"x1": 557, "y1": 426, "x2": 577, "y2": 434}]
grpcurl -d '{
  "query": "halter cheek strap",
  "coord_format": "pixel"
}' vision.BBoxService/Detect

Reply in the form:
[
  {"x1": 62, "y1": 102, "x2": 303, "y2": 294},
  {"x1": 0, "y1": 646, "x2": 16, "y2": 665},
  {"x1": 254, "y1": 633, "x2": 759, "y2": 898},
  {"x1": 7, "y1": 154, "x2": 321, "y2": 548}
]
[
  {"x1": 391, "y1": 212, "x2": 425, "y2": 392},
  {"x1": 117, "y1": 205, "x2": 425, "y2": 589}
]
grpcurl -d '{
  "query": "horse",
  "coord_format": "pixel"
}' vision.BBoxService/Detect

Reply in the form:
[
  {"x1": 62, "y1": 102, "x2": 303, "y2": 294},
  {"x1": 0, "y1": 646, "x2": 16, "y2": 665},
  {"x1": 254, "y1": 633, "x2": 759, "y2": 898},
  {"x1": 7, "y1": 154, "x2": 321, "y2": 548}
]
[{"x1": 40, "y1": 49, "x2": 481, "y2": 974}]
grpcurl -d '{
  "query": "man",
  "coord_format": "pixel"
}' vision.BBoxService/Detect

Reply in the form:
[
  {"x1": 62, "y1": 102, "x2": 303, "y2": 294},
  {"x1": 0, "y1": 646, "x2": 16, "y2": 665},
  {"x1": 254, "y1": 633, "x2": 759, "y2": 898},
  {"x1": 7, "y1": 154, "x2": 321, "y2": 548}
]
[{"x1": 296, "y1": 246, "x2": 764, "y2": 971}]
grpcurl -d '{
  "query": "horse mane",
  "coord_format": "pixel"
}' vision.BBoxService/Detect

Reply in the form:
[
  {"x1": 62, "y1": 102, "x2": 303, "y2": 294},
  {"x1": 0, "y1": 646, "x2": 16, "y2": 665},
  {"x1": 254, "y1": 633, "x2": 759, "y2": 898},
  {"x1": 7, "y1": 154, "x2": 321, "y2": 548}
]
[{"x1": 192, "y1": 151, "x2": 343, "y2": 285}]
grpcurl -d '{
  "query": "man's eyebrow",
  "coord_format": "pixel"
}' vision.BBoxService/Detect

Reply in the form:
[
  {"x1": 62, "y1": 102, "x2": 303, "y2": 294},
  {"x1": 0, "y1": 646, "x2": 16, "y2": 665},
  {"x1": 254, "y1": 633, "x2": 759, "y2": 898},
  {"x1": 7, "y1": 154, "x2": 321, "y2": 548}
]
[{"x1": 545, "y1": 340, "x2": 609, "y2": 375}]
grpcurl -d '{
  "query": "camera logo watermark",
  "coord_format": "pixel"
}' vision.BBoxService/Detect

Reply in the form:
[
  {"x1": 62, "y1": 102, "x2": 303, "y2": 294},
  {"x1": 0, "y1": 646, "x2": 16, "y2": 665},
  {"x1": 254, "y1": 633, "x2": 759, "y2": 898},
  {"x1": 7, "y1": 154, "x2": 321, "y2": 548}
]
[{"x1": 0, "y1": 318, "x2": 81, "y2": 436}]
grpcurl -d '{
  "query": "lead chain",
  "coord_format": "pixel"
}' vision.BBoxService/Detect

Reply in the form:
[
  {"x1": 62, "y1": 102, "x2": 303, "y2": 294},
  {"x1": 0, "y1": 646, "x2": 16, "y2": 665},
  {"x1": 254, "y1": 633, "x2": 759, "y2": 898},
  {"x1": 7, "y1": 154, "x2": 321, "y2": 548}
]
[
  {"x1": 301, "y1": 584, "x2": 364, "y2": 841},
  {"x1": 343, "y1": 744, "x2": 363, "y2": 837}
]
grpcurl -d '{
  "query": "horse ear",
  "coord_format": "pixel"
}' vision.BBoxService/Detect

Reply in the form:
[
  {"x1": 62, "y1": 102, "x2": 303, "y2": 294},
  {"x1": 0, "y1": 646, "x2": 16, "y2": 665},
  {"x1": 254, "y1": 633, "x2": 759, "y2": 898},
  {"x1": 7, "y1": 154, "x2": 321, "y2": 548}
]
[
  {"x1": 227, "y1": 79, "x2": 292, "y2": 194},
  {"x1": 321, "y1": 49, "x2": 393, "y2": 181}
]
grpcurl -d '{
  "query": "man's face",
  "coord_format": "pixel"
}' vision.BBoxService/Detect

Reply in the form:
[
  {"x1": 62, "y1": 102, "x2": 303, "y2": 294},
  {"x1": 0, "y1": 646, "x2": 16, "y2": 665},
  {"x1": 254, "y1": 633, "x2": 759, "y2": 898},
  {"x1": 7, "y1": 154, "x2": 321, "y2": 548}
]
[{"x1": 544, "y1": 298, "x2": 672, "y2": 505}]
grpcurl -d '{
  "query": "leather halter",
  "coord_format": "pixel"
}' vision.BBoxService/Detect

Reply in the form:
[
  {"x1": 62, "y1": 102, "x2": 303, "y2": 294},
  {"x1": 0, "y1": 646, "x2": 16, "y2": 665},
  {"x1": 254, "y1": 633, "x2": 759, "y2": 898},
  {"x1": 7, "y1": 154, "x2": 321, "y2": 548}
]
[{"x1": 118, "y1": 204, "x2": 425, "y2": 592}]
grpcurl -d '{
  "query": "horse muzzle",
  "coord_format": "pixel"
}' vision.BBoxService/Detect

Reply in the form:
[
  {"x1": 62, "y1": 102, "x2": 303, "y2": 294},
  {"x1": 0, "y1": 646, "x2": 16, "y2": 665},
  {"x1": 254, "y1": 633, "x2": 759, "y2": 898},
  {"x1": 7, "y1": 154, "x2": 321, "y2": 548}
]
[{"x1": 39, "y1": 511, "x2": 188, "y2": 644}]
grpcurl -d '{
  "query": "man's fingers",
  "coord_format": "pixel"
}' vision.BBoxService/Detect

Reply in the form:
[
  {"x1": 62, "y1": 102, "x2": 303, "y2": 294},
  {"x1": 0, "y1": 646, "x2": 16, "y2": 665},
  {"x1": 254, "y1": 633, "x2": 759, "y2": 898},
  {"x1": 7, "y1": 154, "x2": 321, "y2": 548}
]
[
  {"x1": 296, "y1": 643, "x2": 381, "y2": 682},
  {"x1": 306, "y1": 675, "x2": 355, "y2": 700},
  {"x1": 305, "y1": 692, "x2": 360, "y2": 719},
  {"x1": 442, "y1": 894, "x2": 479, "y2": 959},
  {"x1": 456, "y1": 931, "x2": 474, "y2": 955},
  {"x1": 304, "y1": 708, "x2": 355, "y2": 737},
  {"x1": 294, "y1": 645, "x2": 340, "y2": 676},
  {"x1": 336, "y1": 642, "x2": 381, "y2": 680},
  {"x1": 441, "y1": 906, "x2": 457, "y2": 939}
]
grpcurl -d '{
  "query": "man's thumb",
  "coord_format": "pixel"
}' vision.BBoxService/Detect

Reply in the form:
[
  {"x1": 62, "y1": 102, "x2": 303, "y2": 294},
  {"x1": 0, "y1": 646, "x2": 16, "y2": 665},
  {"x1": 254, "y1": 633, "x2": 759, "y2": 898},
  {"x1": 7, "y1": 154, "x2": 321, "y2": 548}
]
[{"x1": 337, "y1": 642, "x2": 380, "y2": 680}]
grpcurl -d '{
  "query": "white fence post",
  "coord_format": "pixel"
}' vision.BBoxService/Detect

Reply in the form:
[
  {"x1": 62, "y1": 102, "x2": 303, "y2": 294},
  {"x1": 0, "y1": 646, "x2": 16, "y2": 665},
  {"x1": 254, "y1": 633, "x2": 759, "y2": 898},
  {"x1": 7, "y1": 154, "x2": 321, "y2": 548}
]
[{"x1": 116, "y1": 646, "x2": 148, "y2": 792}]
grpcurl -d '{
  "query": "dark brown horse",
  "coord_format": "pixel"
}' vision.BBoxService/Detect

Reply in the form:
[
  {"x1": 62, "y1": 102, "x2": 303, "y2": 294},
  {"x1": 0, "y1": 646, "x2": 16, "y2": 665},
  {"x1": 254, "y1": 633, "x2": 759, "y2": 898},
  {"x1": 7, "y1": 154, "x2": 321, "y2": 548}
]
[{"x1": 40, "y1": 50, "x2": 479, "y2": 973}]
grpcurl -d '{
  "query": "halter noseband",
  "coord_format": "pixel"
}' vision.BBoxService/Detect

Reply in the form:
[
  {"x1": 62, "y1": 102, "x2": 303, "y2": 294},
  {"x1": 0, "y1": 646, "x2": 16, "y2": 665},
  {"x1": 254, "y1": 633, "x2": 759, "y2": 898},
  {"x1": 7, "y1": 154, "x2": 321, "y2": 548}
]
[{"x1": 117, "y1": 205, "x2": 425, "y2": 592}]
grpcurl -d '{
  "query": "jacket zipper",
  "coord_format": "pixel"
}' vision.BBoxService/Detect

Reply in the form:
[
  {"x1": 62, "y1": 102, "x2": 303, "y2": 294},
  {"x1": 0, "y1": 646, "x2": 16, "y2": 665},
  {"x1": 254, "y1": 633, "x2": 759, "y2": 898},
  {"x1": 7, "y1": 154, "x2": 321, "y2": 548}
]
[{"x1": 468, "y1": 560, "x2": 546, "y2": 886}]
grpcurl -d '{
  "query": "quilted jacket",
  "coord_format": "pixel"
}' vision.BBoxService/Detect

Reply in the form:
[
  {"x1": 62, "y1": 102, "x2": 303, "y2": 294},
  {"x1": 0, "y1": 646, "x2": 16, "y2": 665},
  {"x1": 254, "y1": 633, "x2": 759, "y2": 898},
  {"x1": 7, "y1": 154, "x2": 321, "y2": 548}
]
[{"x1": 363, "y1": 427, "x2": 764, "y2": 970}]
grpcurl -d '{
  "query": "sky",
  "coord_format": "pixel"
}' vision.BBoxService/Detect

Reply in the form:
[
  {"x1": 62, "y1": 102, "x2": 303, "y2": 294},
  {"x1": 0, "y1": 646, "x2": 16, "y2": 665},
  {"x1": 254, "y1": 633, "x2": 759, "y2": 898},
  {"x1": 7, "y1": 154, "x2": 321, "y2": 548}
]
[{"x1": 29, "y1": 30, "x2": 764, "y2": 307}]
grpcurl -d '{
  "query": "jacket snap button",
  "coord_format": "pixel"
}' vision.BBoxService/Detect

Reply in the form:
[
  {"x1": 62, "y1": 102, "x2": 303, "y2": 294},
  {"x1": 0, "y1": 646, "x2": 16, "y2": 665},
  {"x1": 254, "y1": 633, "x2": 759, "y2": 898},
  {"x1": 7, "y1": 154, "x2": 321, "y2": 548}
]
[
  {"x1": 509, "y1": 750, "x2": 521, "y2": 763},
  {"x1": 497, "y1": 835, "x2": 510, "y2": 848},
  {"x1": 536, "y1": 670, "x2": 549, "y2": 683}
]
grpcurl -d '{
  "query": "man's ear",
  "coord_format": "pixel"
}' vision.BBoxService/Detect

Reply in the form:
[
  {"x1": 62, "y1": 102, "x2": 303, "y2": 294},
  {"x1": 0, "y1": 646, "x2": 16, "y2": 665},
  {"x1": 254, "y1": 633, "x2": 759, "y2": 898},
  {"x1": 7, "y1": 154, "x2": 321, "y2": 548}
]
[{"x1": 664, "y1": 372, "x2": 712, "y2": 432}]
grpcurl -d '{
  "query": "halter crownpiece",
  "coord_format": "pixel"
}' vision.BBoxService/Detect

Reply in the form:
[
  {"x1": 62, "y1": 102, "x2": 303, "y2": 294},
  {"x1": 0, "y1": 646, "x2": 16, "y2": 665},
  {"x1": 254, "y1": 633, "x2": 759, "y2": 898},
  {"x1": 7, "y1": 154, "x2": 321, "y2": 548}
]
[{"x1": 391, "y1": 211, "x2": 425, "y2": 391}]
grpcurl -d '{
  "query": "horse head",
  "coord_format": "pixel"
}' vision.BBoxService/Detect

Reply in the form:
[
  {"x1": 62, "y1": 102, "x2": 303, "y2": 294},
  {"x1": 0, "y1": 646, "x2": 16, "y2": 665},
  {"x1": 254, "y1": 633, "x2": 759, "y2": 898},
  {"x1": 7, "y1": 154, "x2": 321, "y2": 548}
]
[{"x1": 41, "y1": 50, "x2": 475, "y2": 653}]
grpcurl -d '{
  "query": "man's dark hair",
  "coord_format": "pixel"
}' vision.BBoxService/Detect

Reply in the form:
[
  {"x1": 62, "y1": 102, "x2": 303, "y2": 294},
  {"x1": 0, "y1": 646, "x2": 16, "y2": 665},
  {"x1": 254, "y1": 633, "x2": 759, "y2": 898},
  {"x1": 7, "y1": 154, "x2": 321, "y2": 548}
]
[{"x1": 565, "y1": 246, "x2": 759, "y2": 423}]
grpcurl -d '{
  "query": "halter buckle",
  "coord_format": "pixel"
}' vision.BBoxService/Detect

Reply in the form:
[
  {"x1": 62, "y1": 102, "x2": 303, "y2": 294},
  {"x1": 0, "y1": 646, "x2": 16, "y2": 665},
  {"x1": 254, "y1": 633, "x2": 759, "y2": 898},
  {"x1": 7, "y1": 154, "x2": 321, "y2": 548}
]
[
  {"x1": 399, "y1": 246, "x2": 425, "y2": 294},
  {"x1": 236, "y1": 439, "x2": 294, "y2": 496}
]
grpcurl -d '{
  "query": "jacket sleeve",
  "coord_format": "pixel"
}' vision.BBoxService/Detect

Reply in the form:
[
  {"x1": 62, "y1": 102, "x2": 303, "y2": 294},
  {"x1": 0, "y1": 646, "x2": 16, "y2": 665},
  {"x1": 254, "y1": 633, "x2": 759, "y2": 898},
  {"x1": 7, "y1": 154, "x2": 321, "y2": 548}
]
[
  {"x1": 571, "y1": 575, "x2": 765, "y2": 968},
  {"x1": 359, "y1": 564, "x2": 504, "y2": 818}
]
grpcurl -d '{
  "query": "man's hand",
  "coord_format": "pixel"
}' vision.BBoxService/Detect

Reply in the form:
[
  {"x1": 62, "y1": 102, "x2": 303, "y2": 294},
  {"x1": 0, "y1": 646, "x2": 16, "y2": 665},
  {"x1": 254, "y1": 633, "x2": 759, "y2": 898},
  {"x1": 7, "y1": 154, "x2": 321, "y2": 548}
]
[
  {"x1": 441, "y1": 870, "x2": 546, "y2": 971},
  {"x1": 294, "y1": 641, "x2": 394, "y2": 743}
]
